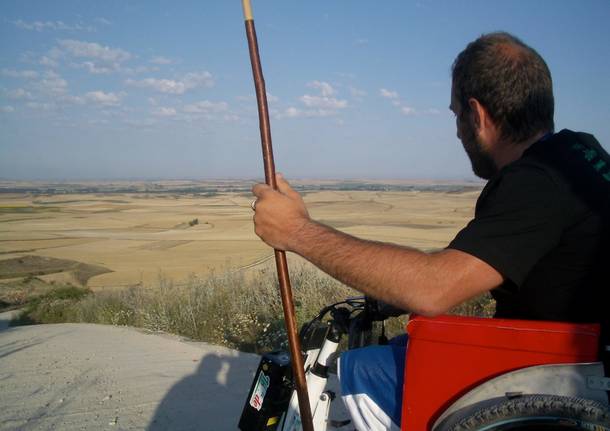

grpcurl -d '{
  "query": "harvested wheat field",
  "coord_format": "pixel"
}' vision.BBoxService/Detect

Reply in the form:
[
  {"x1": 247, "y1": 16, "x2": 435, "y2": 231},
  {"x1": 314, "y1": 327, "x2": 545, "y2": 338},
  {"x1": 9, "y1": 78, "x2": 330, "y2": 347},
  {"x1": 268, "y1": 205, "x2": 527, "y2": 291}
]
[{"x1": 0, "y1": 180, "x2": 481, "y2": 291}]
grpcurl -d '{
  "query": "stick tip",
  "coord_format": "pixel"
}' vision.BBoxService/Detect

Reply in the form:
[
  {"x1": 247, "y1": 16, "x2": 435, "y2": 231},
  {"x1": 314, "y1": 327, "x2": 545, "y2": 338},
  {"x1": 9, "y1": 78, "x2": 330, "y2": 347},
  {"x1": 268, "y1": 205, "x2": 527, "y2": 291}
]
[{"x1": 242, "y1": 0, "x2": 254, "y2": 21}]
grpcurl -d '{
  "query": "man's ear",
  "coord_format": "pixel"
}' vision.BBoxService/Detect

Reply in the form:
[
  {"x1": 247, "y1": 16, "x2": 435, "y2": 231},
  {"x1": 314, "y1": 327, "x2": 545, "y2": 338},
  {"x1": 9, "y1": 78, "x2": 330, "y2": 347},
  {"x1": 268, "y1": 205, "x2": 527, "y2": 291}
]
[
  {"x1": 468, "y1": 97, "x2": 500, "y2": 147},
  {"x1": 467, "y1": 97, "x2": 486, "y2": 131}
]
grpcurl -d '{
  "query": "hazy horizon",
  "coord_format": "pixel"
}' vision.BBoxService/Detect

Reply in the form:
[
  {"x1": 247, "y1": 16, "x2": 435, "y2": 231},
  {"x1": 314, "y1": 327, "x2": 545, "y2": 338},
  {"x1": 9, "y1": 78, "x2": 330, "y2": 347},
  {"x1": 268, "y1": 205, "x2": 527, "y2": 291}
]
[{"x1": 0, "y1": 176, "x2": 486, "y2": 184}]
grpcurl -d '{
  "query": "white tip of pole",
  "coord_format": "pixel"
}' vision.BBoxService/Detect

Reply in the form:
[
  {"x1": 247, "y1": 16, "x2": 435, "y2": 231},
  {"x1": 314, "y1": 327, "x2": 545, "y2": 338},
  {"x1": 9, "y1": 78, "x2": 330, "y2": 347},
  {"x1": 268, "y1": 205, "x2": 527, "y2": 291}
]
[{"x1": 242, "y1": 0, "x2": 254, "y2": 21}]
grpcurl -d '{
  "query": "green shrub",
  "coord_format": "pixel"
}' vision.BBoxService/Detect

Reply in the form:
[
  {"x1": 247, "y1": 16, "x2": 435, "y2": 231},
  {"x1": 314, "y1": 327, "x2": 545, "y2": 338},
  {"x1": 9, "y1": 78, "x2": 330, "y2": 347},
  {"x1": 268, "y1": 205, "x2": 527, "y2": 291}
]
[{"x1": 13, "y1": 285, "x2": 91, "y2": 325}]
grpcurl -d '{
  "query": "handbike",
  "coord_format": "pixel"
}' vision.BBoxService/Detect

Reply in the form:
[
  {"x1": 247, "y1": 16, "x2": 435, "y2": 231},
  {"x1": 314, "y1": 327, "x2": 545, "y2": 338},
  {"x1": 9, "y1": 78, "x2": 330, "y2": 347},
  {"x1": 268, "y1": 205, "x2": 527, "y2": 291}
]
[{"x1": 239, "y1": 297, "x2": 610, "y2": 430}]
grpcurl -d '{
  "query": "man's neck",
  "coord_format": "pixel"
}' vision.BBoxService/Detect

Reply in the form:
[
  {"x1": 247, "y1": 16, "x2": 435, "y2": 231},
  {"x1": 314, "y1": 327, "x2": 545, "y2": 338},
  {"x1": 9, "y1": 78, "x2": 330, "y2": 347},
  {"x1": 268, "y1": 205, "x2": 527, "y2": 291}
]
[{"x1": 493, "y1": 130, "x2": 549, "y2": 171}]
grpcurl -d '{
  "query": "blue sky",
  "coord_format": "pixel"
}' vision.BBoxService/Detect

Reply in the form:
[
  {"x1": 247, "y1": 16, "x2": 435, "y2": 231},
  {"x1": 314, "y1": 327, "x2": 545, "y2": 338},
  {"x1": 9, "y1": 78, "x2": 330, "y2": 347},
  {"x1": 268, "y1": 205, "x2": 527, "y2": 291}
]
[{"x1": 1, "y1": 0, "x2": 609, "y2": 180}]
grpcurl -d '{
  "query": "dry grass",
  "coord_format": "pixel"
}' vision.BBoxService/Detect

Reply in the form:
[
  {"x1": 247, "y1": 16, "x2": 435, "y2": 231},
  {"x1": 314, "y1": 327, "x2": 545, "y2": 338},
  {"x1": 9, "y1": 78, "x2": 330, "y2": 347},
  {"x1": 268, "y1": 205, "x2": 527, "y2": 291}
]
[
  {"x1": 13, "y1": 264, "x2": 355, "y2": 352},
  {"x1": 12, "y1": 262, "x2": 494, "y2": 353}
]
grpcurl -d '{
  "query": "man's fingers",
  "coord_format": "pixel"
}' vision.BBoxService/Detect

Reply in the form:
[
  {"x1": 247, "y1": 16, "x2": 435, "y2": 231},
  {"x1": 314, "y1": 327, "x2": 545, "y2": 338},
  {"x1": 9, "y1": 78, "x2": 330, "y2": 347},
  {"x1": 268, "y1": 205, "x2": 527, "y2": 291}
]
[
  {"x1": 276, "y1": 174, "x2": 301, "y2": 199},
  {"x1": 275, "y1": 175, "x2": 291, "y2": 194},
  {"x1": 252, "y1": 183, "x2": 272, "y2": 198}
]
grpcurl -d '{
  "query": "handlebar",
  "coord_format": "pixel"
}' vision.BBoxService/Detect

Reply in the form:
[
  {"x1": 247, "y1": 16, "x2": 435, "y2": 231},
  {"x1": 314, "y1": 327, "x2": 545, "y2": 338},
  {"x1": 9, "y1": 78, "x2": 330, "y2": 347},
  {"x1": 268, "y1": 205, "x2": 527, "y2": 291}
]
[{"x1": 364, "y1": 296, "x2": 408, "y2": 320}]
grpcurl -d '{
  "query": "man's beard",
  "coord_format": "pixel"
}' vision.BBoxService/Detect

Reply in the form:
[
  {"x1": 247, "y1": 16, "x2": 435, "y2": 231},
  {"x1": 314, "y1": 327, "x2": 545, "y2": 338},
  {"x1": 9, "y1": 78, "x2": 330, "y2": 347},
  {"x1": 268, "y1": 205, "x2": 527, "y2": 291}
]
[{"x1": 460, "y1": 120, "x2": 498, "y2": 180}]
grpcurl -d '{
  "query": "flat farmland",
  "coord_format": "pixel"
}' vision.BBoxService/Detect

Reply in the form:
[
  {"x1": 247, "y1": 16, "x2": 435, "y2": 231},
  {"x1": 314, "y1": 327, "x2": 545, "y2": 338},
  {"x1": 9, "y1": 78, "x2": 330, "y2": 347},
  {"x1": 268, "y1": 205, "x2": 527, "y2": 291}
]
[{"x1": 0, "y1": 181, "x2": 481, "y2": 290}]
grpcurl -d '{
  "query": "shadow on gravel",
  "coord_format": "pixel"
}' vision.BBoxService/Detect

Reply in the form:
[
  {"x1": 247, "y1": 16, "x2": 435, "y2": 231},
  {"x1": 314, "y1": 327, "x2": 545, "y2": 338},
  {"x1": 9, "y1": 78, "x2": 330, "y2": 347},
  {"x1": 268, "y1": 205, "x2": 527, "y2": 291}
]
[
  {"x1": 148, "y1": 351, "x2": 258, "y2": 431},
  {"x1": 0, "y1": 309, "x2": 21, "y2": 331}
]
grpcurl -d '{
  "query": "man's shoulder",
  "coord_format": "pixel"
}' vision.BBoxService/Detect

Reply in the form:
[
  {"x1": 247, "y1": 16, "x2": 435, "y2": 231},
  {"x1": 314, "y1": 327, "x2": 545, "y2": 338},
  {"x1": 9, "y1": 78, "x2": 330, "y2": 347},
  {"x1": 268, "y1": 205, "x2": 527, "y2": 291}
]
[{"x1": 480, "y1": 155, "x2": 562, "y2": 207}]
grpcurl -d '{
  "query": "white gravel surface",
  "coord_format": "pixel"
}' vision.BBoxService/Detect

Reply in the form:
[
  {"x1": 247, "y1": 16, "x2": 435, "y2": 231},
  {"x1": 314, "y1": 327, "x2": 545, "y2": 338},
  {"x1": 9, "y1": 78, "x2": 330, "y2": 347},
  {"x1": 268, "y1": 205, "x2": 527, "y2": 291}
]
[{"x1": 0, "y1": 315, "x2": 260, "y2": 430}]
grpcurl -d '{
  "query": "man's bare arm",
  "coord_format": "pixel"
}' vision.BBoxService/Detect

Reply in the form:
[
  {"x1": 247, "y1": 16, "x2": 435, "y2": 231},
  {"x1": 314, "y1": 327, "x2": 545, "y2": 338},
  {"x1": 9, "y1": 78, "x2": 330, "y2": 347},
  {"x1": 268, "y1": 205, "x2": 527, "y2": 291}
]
[
  {"x1": 290, "y1": 221, "x2": 501, "y2": 315},
  {"x1": 252, "y1": 175, "x2": 503, "y2": 316}
]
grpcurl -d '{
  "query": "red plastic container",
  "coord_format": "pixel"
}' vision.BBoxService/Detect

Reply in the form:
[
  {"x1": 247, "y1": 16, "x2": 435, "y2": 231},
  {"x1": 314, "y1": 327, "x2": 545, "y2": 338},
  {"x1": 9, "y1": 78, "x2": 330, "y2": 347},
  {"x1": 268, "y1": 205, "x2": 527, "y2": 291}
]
[{"x1": 401, "y1": 314, "x2": 600, "y2": 430}]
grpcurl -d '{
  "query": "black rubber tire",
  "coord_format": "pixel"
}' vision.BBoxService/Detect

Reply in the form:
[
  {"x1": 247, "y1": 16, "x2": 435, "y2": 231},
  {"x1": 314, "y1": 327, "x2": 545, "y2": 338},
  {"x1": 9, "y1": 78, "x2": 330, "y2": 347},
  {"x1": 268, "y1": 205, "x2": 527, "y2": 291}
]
[{"x1": 445, "y1": 394, "x2": 610, "y2": 430}]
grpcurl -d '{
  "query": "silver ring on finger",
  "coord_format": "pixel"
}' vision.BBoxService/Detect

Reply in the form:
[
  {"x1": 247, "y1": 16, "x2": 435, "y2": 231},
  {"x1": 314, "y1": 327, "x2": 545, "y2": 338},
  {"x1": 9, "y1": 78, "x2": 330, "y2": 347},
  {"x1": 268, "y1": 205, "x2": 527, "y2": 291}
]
[{"x1": 251, "y1": 200, "x2": 257, "y2": 211}]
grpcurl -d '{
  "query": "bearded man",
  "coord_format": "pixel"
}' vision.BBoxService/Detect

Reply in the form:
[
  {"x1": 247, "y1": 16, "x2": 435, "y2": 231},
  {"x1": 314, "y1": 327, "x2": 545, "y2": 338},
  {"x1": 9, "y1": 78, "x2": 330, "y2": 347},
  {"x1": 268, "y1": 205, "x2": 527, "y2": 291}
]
[{"x1": 252, "y1": 32, "x2": 609, "y2": 429}]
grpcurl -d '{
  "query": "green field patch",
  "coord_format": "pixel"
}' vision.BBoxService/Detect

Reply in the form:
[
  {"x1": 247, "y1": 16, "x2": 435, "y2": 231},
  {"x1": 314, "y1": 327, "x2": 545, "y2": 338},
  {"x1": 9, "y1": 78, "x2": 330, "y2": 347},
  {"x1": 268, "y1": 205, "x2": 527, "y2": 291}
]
[
  {"x1": 0, "y1": 255, "x2": 111, "y2": 283},
  {"x1": 0, "y1": 255, "x2": 111, "y2": 312},
  {"x1": 0, "y1": 206, "x2": 60, "y2": 214},
  {"x1": 0, "y1": 255, "x2": 77, "y2": 279},
  {"x1": 33, "y1": 199, "x2": 129, "y2": 205}
]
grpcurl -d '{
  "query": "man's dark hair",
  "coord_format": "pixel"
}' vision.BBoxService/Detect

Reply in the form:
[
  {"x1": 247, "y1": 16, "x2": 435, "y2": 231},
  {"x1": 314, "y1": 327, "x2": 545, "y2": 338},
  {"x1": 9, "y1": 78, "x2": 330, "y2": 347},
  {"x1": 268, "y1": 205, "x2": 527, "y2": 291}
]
[{"x1": 452, "y1": 32, "x2": 555, "y2": 144}]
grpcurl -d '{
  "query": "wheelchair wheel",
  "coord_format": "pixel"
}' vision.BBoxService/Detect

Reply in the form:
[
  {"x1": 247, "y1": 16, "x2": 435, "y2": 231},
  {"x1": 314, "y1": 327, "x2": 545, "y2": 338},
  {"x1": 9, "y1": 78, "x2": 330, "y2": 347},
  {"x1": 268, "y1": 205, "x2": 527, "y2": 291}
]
[{"x1": 442, "y1": 394, "x2": 610, "y2": 430}]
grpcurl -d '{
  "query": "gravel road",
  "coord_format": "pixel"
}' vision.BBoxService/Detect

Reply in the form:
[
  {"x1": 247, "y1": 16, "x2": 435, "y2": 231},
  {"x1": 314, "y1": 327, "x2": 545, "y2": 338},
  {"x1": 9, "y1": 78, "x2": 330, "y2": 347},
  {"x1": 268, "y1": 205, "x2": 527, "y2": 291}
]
[{"x1": 0, "y1": 315, "x2": 259, "y2": 430}]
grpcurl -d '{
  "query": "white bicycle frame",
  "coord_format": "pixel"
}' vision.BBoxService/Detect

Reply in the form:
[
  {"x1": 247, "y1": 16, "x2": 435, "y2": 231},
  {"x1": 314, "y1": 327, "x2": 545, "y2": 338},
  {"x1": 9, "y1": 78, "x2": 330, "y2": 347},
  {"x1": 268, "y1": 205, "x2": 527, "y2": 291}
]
[{"x1": 280, "y1": 335, "x2": 340, "y2": 430}]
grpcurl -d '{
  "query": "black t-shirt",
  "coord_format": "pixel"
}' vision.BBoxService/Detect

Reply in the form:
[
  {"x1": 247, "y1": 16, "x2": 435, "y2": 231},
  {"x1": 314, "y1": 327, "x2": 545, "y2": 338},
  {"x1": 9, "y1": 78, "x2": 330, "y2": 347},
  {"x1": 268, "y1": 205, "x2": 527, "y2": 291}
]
[{"x1": 448, "y1": 130, "x2": 608, "y2": 326}]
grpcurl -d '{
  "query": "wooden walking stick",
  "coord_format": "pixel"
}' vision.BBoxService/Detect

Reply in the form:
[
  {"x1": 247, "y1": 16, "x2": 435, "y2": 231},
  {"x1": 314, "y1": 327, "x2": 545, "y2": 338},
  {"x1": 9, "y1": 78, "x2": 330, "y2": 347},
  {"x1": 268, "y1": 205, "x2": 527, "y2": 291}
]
[{"x1": 241, "y1": 1, "x2": 315, "y2": 430}]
